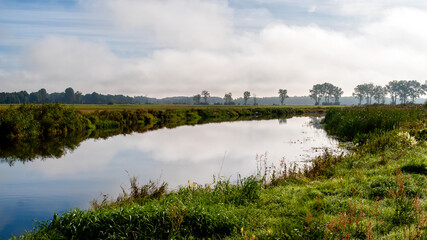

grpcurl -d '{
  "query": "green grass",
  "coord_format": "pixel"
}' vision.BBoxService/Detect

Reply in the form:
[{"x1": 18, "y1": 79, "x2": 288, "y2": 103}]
[{"x1": 10, "y1": 105, "x2": 427, "y2": 239}]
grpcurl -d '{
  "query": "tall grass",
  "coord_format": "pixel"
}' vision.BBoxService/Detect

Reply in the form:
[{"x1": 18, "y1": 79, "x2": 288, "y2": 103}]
[{"x1": 323, "y1": 105, "x2": 427, "y2": 141}]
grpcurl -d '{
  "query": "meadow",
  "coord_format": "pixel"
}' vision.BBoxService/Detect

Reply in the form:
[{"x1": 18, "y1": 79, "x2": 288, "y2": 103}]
[{"x1": 6, "y1": 105, "x2": 427, "y2": 239}]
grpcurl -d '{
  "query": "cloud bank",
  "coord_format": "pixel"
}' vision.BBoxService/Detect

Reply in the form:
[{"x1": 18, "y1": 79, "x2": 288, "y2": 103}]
[{"x1": 1, "y1": 1, "x2": 427, "y2": 97}]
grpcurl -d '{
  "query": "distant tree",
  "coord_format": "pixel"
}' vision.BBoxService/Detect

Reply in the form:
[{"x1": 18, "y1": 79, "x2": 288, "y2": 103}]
[
  {"x1": 332, "y1": 86, "x2": 343, "y2": 104},
  {"x1": 17, "y1": 91, "x2": 29, "y2": 103},
  {"x1": 386, "y1": 80, "x2": 400, "y2": 105},
  {"x1": 309, "y1": 84, "x2": 323, "y2": 105},
  {"x1": 75, "y1": 91, "x2": 82, "y2": 104},
  {"x1": 38, "y1": 88, "x2": 49, "y2": 103},
  {"x1": 193, "y1": 94, "x2": 201, "y2": 105},
  {"x1": 352, "y1": 85, "x2": 365, "y2": 105},
  {"x1": 243, "y1": 91, "x2": 251, "y2": 105},
  {"x1": 64, "y1": 87, "x2": 75, "y2": 104},
  {"x1": 363, "y1": 83, "x2": 375, "y2": 104},
  {"x1": 397, "y1": 81, "x2": 410, "y2": 104},
  {"x1": 385, "y1": 80, "x2": 424, "y2": 104},
  {"x1": 407, "y1": 80, "x2": 425, "y2": 103},
  {"x1": 201, "y1": 90, "x2": 210, "y2": 104},
  {"x1": 223, "y1": 92, "x2": 233, "y2": 105},
  {"x1": 49, "y1": 92, "x2": 64, "y2": 103},
  {"x1": 353, "y1": 83, "x2": 374, "y2": 105},
  {"x1": 29, "y1": 92, "x2": 41, "y2": 103},
  {"x1": 321, "y1": 83, "x2": 333, "y2": 104},
  {"x1": 309, "y1": 83, "x2": 342, "y2": 105},
  {"x1": 278, "y1": 89, "x2": 289, "y2": 105},
  {"x1": 373, "y1": 85, "x2": 387, "y2": 104}
]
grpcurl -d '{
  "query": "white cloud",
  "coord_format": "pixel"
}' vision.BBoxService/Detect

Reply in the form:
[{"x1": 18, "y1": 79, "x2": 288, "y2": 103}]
[
  {"x1": 82, "y1": 0, "x2": 234, "y2": 50},
  {"x1": 255, "y1": 0, "x2": 427, "y2": 17},
  {"x1": 16, "y1": 36, "x2": 145, "y2": 94},
  {"x1": 2, "y1": 2, "x2": 427, "y2": 97}
]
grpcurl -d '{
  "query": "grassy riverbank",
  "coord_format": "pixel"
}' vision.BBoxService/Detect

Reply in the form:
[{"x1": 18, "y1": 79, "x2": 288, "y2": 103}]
[
  {"x1": 0, "y1": 104, "x2": 325, "y2": 163},
  {"x1": 10, "y1": 105, "x2": 427, "y2": 239},
  {"x1": 0, "y1": 104, "x2": 325, "y2": 141}
]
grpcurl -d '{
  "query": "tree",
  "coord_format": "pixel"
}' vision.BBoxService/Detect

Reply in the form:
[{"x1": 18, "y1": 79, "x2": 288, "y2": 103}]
[
  {"x1": 407, "y1": 80, "x2": 425, "y2": 103},
  {"x1": 243, "y1": 91, "x2": 251, "y2": 105},
  {"x1": 29, "y1": 92, "x2": 41, "y2": 103},
  {"x1": 64, "y1": 87, "x2": 75, "y2": 104},
  {"x1": 364, "y1": 83, "x2": 375, "y2": 104},
  {"x1": 278, "y1": 89, "x2": 289, "y2": 105},
  {"x1": 223, "y1": 92, "x2": 233, "y2": 105},
  {"x1": 193, "y1": 94, "x2": 201, "y2": 105},
  {"x1": 373, "y1": 85, "x2": 386, "y2": 104},
  {"x1": 389, "y1": 80, "x2": 411, "y2": 104},
  {"x1": 309, "y1": 84, "x2": 323, "y2": 105},
  {"x1": 75, "y1": 91, "x2": 82, "y2": 104},
  {"x1": 353, "y1": 83, "x2": 374, "y2": 105},
  {"x1": 386, "y1": 80, "x2": 400, "y2": 105},
  {"x1": 253, "y1": 94, "x2": 258, "y2": 105},
  {"x1": 353, "y1": 85, "x2": 365, "y2": 105},
  {"x1": 201, "y1": 90, "x2": 210, "y2": 104},
  {"x1": 38, "y1": 88, "x2": 49, "y2": 103},
  {"x1": 309, "y1": 83, "x2": 342, "y2": 105},
  {"x1": 321, "y1": 83, "x2": 334, "y2": 104},
  {"x1": 332, "y1": 86, "x2": 343, "y2": 104}
]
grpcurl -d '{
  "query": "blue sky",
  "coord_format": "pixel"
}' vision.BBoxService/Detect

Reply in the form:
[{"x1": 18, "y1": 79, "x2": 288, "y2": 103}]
[{"x1": 1, "y1": 0, "x2": 427, "y2": 97}]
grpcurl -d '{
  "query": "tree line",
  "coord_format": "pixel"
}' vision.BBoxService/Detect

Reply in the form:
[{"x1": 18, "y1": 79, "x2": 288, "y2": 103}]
[
  {"x1": 0, "y1": 88, "x2": 136, "y2": 104},
  {"x1": 192, "y1": 80, "x2": 426, "y2": 106},
  {"x1": 192, "y1": 89, "x2": 289, "y2": 106},
  {"x1": 353, "y1": 80, "x2": 427, "y2": 105},
  {"x1": 1, "y1": 80, "x2": 426, "y2": 105}
]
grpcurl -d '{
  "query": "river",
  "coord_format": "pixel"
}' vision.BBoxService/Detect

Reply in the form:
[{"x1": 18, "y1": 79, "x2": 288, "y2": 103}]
[{"x1": 0, "y1": 116, "x2": 341, "y2": 238}]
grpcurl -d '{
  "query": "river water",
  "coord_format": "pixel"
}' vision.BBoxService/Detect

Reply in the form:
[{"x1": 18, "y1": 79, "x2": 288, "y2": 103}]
[{"x1": 0, "y1": 116, "x2": 341, "y2": 238}]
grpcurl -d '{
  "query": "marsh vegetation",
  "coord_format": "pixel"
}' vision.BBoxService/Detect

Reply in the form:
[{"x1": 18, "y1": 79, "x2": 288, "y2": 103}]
[{"x1": 6, "y1": 105, "x2": 427, "y2": 239}]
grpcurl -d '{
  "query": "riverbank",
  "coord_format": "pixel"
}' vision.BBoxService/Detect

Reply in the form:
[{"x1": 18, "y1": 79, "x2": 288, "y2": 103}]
[
  {"x1": 0, "y1": 104, "x2": 328, "y2": 140},
  {"x1": 0, "y1": 104, "x2": 326, "y2": 162},
  {"x1": 9, "y1": 105, "x2": 427, "y2": 239}
]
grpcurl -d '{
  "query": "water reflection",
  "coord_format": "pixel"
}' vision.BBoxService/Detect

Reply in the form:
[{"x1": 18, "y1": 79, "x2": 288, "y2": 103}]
[
  {"x1": 278, "y1": 118, "x2": 287, "y2": 124},
  {"x1": 0, "y1": 117, "x2": 341, "y2": 238}
]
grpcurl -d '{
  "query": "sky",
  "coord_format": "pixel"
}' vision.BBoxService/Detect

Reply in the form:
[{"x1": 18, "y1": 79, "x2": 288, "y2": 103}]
[{"x1": 1, "y1": 0, "x2": 427, "y2": 97}]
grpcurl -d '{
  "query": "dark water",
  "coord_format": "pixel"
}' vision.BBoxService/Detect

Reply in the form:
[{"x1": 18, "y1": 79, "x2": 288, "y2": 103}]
[{"x1": 0, "y1": 116, "x2": 341, "y2": 238}]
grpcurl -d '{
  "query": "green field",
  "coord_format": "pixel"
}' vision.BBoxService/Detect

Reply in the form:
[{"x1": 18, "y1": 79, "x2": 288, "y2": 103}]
[{"x1": 9, "y1": 105, "x2": 427, "y2": 239}]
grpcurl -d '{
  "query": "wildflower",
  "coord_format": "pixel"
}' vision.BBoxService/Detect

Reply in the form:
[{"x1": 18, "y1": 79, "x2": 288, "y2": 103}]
[
  {"x1": 193, "y1": 183, "x2": 196, "y2": 189},
  {"x1": 188, "y1": 180, "x2": 190, "y2": 184},
  {"x1": 241, "y1": 227, "x2": 244, "y2": 234},
  {"x1": 268, "y1": 229, "x2": 271, "y2": 234}
]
